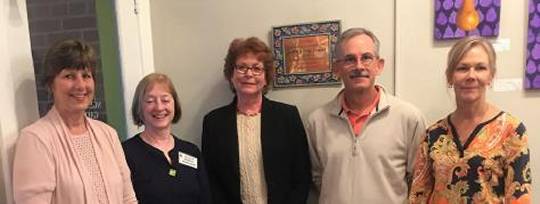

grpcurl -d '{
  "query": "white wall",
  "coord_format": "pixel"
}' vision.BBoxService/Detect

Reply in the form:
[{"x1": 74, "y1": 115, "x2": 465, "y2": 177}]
[
  {"x1": 115, "y1": 0, "x2": 155, "y2": 137},
  {"x1": 396, "y1": 0, "x2": 540, "y2": 201},
  {"x1": 149, "y1": 0, "x2": 396, "y2": 145},
  {"x1": 0, "y1": 0, "x2": 39, "y2": 203}
]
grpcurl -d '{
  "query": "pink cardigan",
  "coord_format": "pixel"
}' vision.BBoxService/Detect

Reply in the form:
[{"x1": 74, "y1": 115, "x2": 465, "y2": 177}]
[{"x1": 13, "y1": 107, "x2": 137, "y2": 204}]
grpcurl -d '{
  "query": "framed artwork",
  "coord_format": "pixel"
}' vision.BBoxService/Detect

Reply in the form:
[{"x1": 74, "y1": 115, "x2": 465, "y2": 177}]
[
  {"x1": 434, "y1": 0, "x2": 500, "y2": 40},
  {"x1": 526, "y1": 0, "x2": 540, "y2": 89},
  {"x1": 272, "y1": 20, "x2": 341, "y2": 88}
]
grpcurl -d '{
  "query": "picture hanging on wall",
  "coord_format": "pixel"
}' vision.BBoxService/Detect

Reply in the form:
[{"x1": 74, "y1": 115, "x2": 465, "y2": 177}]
[
  {"x1": 434, "y1": 0, "x2": 500, "y2": 40},
  {"x1": 272, "y1": 20, "x2": 341, "y2": 88},
  {"x1": 526, "y1": 0, "x2": 540, "y2": 89}
]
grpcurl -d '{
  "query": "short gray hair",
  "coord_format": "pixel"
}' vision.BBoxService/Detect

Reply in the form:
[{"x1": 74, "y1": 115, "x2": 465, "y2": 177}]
[{"x1": 334, "y1": 27, "x2": 381, "y2": 58}]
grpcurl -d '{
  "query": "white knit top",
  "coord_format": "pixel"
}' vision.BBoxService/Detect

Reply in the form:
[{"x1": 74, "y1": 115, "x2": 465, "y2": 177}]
[{"x1": 237, "y1": 113, "x2": 267, "y2": 204}]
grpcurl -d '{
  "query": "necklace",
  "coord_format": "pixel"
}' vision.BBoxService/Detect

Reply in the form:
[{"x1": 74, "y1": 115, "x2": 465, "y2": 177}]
[
  {"x1": 237, "y1": 109, "x2": 260, "y2": 116},
  {"x1": 236, "y1": 105, "x2": 261, "y2": 116},
  {"x1": 141, "y1": 131, "x2": 174, "y2": 151},
  {"x1": 236, "y1": 96, "x2": 262, "y2": 116}
]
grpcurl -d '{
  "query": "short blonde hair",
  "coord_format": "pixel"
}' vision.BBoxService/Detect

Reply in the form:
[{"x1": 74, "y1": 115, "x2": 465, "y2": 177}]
[
  {"x1": 446, "y1": 36, "x2": 496, "y2": 84},
  {"x1": 131, "y1": 73, "x2": 182, "y2": 126}
]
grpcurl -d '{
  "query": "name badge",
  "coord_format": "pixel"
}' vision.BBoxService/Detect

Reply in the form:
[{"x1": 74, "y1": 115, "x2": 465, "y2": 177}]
[{"x1": 178, "y1": 152, "x2": 198, "y2": 169}]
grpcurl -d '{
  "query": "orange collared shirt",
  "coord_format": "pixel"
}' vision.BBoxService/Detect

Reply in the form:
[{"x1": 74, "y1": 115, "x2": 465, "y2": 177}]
[{"x1": 340, "y1": 90, "x2": 380, "y2": 136}]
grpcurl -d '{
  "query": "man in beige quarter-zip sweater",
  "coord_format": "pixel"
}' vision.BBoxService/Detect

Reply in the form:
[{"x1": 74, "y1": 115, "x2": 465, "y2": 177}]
[{"x1": 305, "y1": 27, "x2": 427, "y2": 204}]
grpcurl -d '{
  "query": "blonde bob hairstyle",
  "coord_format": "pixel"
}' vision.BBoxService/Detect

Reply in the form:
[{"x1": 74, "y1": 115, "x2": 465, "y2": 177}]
[
  {"x1": 446, "y1": 36, "x2": 497, "y2": 85},
  {"x1": 131, "y1": 73, "x2": 182, "y2": 127}
]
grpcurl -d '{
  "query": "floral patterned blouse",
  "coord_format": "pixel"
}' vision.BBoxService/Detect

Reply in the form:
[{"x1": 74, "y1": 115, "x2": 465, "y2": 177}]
[{"x1": 409, "y1": 111, "x2": 531, "y2": 204}]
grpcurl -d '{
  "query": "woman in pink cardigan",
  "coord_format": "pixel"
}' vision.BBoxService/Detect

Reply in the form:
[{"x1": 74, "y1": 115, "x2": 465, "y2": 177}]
[{"x1": 12, "y1": 39, "x2": 137, "y2": 204}]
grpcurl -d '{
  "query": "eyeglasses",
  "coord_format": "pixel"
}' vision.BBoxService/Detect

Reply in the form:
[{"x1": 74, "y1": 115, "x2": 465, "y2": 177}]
[
  {"x1": 336, "y1": 53, "x2": 378, "y2": 67},
  {"x1": 235, "y1": 64, "x2": 265, "y2": 76}
]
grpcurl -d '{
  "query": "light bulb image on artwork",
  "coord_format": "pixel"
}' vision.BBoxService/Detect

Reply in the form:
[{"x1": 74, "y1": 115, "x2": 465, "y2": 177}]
[
  {"x1": 434, "y1": 0, "x2": 500, "y2": 40},
  {"x1": 457, "y1": 0, "x2": 480, "y2": 31}
]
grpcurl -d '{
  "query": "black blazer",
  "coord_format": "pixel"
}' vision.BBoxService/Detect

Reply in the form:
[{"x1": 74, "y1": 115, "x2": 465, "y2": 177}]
[{"x1": 201, "y1": 97, "x2": 311, "y2": 204}]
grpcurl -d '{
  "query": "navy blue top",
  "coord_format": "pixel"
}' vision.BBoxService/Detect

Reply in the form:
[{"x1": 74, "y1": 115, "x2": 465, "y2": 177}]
[{"x1": 123, "y1": 134, "x2": 211, "y2": 204}]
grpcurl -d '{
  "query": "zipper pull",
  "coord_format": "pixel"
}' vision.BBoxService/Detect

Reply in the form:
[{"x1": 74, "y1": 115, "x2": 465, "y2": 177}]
[{"x1": 352, "y1": 138, "x2": 359, "y2": 156}]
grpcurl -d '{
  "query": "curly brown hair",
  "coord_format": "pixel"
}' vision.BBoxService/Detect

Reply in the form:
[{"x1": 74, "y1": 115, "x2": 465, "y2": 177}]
[{"x1": 223, "y1": 37, "x2": 274, "y2": 94}]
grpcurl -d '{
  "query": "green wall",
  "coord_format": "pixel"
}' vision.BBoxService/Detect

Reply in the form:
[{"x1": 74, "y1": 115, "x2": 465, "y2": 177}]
[{"x1": 95, "y1": 0, "x2": 127, "y2": 140}]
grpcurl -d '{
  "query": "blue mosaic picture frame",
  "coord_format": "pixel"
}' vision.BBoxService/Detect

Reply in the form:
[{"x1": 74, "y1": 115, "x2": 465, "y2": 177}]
[{"x1": 272, "y1": 20, "x2": 341, "y2": 88}]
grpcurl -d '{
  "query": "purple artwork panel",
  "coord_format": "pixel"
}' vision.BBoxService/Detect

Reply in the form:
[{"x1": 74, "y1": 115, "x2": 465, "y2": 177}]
[
  {"x1": 434, "y1": 0, "x2": 500, "y2": 40},
  {"x1": 526, "y1": 0, "x2": 540, "y2": 89}
]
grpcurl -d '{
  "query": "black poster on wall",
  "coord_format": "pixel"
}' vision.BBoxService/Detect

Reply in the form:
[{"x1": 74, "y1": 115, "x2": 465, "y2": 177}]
[{"x1": 26, "y1": 0, "x2": 107, "y2": 122}]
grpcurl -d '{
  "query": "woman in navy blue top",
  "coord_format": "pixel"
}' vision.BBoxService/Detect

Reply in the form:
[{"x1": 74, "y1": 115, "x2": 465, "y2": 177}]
[{"x1": 123, "y1": 73, "x2": 210, "y2": 204}]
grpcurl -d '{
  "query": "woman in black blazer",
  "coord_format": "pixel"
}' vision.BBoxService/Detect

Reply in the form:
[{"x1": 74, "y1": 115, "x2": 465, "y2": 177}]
[{"x1": 202, "y1": 37, "x2": 311, "y2": 204}]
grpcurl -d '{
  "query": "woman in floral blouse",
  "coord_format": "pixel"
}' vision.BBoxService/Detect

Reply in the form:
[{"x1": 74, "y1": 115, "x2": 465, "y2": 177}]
[{"x1": 409, "y1": 36, "x2": 531, "y2": 204}]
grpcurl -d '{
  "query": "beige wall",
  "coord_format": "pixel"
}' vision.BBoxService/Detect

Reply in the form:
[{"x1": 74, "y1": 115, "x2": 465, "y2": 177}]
[
  {"x1": 150, "y1": 0, "x2": 396, "y2": 144},
  {"x1": 150, "y1": 0, "x2": 540, "y2": 201},
  {"x1": 0, "y1": 0, "x2": 39, "y2": 203},
  {"x1": 396, "y1": 0, "x2": 540, "y2": 201}
]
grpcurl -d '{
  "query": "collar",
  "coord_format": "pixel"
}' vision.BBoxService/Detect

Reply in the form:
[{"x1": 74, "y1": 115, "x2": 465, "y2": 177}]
[
  {"x1": 339, "y1": 86, "x2": 380, "y2": 116},
  {"x1": 331, "y1": 84, "x2": 391, "y2": 117},
  {"x1": 47, "y1": 106, "x2": 92, "y2": 132}
]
